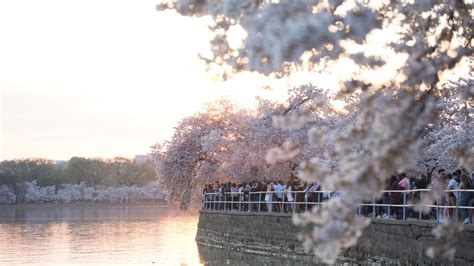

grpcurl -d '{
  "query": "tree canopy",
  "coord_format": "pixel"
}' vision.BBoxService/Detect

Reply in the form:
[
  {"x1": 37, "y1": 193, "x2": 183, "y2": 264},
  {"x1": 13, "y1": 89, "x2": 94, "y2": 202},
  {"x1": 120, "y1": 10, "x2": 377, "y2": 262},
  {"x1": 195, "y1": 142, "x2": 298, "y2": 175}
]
[
  {"x1": 1, "y1": 157, "x2": 158, "y2": 187},
  {"x1": 156, "y1": 0, "x2": 473, "y2": 262}
]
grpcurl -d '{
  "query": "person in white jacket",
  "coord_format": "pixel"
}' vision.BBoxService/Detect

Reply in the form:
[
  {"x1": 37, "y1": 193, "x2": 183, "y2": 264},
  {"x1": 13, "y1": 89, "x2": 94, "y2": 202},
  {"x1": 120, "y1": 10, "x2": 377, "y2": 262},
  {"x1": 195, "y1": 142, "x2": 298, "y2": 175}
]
[
  {"x1": 285, "y1": 181, "x2": 294, "y2": 213},
  {"x1": 265, "y1": 182, "x2": 274, "y2": 212}
]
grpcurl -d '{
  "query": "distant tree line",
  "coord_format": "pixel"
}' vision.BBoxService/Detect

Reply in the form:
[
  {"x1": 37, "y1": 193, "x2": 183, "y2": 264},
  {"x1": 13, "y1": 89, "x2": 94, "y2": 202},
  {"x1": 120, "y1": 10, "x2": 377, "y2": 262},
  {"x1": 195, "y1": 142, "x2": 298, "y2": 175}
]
[{"x1": 0, "y1": 157, "x2": 158, "y2": 188}]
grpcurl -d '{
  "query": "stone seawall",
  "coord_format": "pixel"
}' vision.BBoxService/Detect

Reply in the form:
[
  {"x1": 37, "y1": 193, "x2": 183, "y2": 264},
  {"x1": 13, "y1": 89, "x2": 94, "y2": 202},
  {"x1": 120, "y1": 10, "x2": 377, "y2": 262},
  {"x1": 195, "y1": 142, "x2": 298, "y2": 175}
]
[{"x1": 196, "y1": 210, "x2": 474, "y2": 265}]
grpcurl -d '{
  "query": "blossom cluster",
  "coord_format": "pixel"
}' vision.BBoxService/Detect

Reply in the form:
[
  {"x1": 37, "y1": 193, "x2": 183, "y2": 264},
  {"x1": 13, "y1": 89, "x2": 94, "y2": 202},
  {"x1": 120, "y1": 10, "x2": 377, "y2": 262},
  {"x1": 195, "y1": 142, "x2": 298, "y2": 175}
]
[
  {"x1": 157, "y1": 0, "x2": 472, "y2": 262},
  {"x1": 0, "y1": 180, "x2": 167, "y2": 204}
]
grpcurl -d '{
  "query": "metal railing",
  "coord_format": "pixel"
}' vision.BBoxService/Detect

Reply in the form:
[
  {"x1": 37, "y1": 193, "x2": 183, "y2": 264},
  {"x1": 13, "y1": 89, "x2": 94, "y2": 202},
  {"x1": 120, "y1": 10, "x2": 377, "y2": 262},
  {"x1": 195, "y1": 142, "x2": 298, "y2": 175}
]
[{"x1": 201, "y1": 189, "x2": 474, "y2": 223}]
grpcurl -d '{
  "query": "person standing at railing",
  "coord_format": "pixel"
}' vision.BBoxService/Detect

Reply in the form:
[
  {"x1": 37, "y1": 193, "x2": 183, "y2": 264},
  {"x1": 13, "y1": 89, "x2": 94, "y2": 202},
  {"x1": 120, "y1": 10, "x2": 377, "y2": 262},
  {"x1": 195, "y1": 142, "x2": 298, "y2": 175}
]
[
  {"x1": 416, "y1": 174, "x2": 429, "y2": 189},
  {"x1": 285, "y1": 180, "x2": 294, "y2": 213},
  {"x1": 294, "y1": 182, "x2": 305, "y2": 212},
  {"x1": 432, "y1": 172, "x2": 449, "y2": 222},
  {"x1": 450, "y1": 171, "x2": 461, "y2": 198},
  {"x1": 202, "y1": 184, "x2": 211, "y2": 210},
  {"x1": 398, "y1": 173, "x2": 411, "y2": 220},
  {"x1": 218, "y1": 182, "x2": 226, "y2": 210},
  {"x1": 414, "y1": 174, "x2": 429, "y2": 220},
  {"x1": 210, "y1": 184, "x2": 216, "y2": 209},
  {"x1": 249, "y1": 181, "x2": 259, "y2": 212},
  {"x1": 459, "y1": 174, "x2": 473, "y2": 224},
  {"x1": 265, "y1": 181, "x2": 274, "y2": 212},
  {"x1": 258, "y1": 182, "x2": 267, "y2": 212},
  {"x1": 273, "y1": 181, "x2": 285, "y2": 212},
  {"x1": 447, "y1": 172, "x2": 460, "y2": 219},
  {"x1": 224, "y1": 182, "x2": 232, "y2": 211},
  {"x1": 389, "y1": 175, "x2": 402, "y2": 219},
  {"x1": 431, "y1": 170, "x2": 441, "y2": 216},
  {"x1": 230, "y1": 183, "x2": 239, "y2": 211},
  {"x1": 430, "y1": 169, "x2": 445, "y2": 189},
  {"x1": 381, "y1": 177, "x2": 394, "y2": 219},
  {"x1": 304, "y1": 182, "x2": 320, "y2": 210},
  {"x1": 238, "y1": 183, "x2": 244, "y2": 211},
  {"x1": 243, "y1": 182, "x2": 251, "y2": 212}
]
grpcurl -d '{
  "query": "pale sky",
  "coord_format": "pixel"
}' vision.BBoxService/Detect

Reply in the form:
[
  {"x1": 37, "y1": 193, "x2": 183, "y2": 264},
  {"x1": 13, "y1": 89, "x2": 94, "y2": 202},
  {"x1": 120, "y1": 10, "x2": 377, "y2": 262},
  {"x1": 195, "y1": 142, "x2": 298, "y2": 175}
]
[
  {"x1": 0, "y1": 0, "x2": 292, "y2": 160},
  {"x1": 3, "y1": 1, "x2": 465, "y2": 161}
]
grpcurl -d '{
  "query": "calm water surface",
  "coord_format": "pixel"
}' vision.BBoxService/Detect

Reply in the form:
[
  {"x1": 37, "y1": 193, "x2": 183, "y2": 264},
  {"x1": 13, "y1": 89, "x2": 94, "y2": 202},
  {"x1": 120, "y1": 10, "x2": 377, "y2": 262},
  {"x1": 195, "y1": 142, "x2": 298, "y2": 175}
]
[
  {"x1": 0, "y1": 204, "x2": 311, "y2": 265},
  {"x1": 0, "y1": 204, "x2": 201, "y2": 265}
]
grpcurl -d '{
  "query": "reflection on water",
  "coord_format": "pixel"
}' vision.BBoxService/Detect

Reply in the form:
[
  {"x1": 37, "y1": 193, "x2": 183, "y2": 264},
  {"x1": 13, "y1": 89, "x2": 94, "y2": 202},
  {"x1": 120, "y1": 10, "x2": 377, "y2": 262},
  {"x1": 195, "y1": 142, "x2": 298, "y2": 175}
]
[
  {"x1": 0, "y1": 204, "x2": 312, "y2": 265},
  {"x1": 0, "y1": 204, "x2": 200, "y2": 265},
  {"x1": 0, "y1": 204, "x2": 173, "y2": 221}
]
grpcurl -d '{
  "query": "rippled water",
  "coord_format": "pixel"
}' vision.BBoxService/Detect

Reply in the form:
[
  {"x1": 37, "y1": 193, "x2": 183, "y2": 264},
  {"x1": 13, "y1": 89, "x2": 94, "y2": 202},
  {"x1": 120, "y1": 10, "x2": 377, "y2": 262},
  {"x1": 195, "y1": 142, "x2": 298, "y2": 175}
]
[{"x1": 0, "y1": 204, "x2": 200, "y2": 265}]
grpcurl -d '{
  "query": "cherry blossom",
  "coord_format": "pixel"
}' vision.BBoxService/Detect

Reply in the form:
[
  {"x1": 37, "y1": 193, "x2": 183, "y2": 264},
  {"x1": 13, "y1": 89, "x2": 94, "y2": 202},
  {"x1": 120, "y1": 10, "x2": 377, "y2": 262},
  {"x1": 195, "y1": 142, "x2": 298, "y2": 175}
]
[{"x1": 157, "y1": 0, "x2": 472, "y2": 262}]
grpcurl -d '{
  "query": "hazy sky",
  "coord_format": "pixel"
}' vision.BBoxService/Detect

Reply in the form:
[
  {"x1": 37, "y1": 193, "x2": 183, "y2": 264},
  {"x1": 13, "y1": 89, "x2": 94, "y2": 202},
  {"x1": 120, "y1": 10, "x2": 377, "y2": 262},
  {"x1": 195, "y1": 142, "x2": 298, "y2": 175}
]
[
  {"x1": 0, "y1": 0, "x2": 287, "y2": 160},
  {"x1": 1, "y1": 1, "x2": 469, "y2": 161}
]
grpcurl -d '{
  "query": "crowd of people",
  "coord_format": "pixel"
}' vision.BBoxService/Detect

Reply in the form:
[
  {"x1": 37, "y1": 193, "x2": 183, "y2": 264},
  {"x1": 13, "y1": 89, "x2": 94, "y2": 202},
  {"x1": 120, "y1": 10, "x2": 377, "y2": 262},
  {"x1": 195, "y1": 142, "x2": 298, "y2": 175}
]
[
  {"x1": 429, "y1": 169, "x2": 474, "y2": 224},
  {"x1": 202, "y1": 179, "x2": 323, "y2": 213},
  {"x1": 365, "y1": 170, "x2": 473, "y2": 224},
  {"x1": 201, "y1": 169, "x2": 474, "y2": 224}
]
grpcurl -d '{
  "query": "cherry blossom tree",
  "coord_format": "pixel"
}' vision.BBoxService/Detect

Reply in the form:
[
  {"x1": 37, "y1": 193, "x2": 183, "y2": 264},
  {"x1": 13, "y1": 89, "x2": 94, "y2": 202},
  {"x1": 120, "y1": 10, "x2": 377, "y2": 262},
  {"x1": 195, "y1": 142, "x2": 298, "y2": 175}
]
[
  {"x1": 423, "y1": 77, "x2": 474, "y2": 171},
  {"x1": 152, "y1": 99, "x2": 253, "y2": 208},
  {"x1": 0, "y1": 185, "x2": 16, "y2": 204},
  {"x1": 0, "y1": 180, "x2": 167, "y2": 204},
  {"x1": 157, "y1": 0, "x2": 472, "y2": 263},
  {"x1": 152, "y1": 85, "x2": 354, "y2": 205}
]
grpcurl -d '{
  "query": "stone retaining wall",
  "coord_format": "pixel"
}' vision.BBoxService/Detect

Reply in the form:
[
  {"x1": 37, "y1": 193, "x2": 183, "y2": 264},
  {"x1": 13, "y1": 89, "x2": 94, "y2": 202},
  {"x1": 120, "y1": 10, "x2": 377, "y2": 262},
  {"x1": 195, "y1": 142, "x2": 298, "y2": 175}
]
[{"x1": 196, "y1": 210, "x2": 474, "y2": 265}]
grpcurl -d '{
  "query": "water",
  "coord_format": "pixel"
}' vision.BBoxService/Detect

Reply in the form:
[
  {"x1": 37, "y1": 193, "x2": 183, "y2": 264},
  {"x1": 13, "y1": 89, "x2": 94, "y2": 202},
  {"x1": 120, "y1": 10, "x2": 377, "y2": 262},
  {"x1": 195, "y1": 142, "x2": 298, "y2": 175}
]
[
  {"x1": 0, "y1": 204, "x2": 200, "y2": 265},
  {"x1": 0, "y1": 204, "x2": 313, "y2": 265}
]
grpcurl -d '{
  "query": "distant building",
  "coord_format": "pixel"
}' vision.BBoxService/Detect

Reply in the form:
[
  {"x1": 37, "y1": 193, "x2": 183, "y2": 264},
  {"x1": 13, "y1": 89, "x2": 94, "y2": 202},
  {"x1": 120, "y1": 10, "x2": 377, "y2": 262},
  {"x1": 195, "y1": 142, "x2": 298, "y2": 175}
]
[{"x1": 134, "y1": 155, "x2": 152, "y2": 164}]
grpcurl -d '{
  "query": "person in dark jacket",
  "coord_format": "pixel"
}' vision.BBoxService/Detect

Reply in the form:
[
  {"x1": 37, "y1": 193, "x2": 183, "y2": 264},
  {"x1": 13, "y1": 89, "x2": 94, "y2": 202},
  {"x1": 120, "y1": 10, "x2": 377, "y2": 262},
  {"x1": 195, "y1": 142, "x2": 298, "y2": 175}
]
[{"x1": 389, "y1": 175, "x2": 402, "y2": 219}]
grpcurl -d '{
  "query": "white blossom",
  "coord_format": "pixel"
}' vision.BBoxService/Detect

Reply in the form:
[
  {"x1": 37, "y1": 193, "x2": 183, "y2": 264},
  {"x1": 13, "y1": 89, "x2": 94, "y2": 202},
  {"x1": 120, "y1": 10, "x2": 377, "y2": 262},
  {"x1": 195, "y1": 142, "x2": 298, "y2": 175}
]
[
  {"x1": 0, "y1": 185, "x2": 16, "y2": 204},
  {"x1": 0, "y1": 181, "x2": 167, "y2": 204},
  {"x1": 157, "y1": 0, "x2": 472, "y2": 261}
]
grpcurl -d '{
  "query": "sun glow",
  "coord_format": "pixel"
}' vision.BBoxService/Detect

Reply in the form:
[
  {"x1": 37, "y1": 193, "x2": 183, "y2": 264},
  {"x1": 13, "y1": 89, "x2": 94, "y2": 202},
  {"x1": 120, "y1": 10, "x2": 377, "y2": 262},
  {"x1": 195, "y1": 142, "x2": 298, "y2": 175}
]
[
  {"x1": 0, "y1": 0, "x2": 279, "y2": 160},
  {"x1": 1, "y1": 0, "x2": 440, "y2": 160}
]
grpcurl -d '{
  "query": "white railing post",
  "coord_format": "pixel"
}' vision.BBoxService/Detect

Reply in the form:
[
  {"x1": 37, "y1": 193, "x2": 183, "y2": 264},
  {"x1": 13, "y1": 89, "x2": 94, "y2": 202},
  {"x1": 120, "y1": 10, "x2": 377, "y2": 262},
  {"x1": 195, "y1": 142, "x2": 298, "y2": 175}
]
[
  {"x1": 372, "y1": 195, "x2": 376, "y2": 218},
  {"x1": 455, "y1": 190, "x2": 459, "y2": 223},
  {"x1": 436, "y1": 197, "x2": 440, "y2": 223},
  {"x1": 388, "y1": 192, "x2": 391, "y2": 218},
  {"x1": 418, "y1": 190, "x2": 422, "y2": 220}
]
